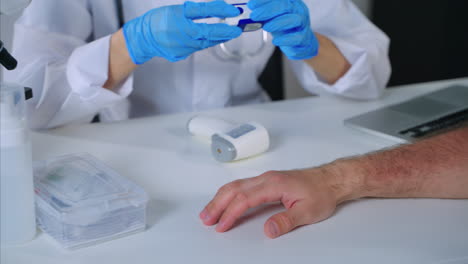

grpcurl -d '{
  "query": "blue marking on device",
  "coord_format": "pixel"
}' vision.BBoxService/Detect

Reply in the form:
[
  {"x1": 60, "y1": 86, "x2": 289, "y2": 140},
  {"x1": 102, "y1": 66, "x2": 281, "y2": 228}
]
[{"x1": 225, "y1": 3, "x2": 264, "y2": 32}]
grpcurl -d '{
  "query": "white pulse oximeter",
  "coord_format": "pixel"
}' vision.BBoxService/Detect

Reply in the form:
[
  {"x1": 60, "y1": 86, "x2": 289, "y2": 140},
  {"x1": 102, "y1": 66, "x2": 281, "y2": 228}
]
[{"x1": 187, "y1": 115, "x2": 270, "y2": 162}]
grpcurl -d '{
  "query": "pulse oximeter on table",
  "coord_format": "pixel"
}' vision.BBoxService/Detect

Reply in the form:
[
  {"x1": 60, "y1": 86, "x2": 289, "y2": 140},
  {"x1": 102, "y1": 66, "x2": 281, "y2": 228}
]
[
  {"x1": 211, "y1": 122, "x2": 269, "y2": 162},
  {"x1": 187, "y1": 115, "x2": 270, "y2": 162},
  {"x1": 223, "y1": 3, "x2": 263, "y2": 32}
]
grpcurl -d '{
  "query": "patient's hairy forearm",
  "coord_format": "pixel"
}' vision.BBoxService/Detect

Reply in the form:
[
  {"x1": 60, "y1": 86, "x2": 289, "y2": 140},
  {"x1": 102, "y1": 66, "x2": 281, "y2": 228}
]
[{"x1": 337, "y1": 126, "x2": 468, "y2": 199}]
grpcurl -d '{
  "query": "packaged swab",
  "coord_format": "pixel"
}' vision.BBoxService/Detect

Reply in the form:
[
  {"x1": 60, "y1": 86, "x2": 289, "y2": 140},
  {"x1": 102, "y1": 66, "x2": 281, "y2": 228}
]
[{"x1": 222, "y1": 3, "x2": 264, "y2": 32}]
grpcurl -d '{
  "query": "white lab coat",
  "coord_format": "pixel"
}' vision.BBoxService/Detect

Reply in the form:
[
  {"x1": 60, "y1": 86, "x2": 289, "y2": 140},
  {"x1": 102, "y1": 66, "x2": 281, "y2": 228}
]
[{"x1": 6, "y1": 0, "x2": 391, "y2": 129}]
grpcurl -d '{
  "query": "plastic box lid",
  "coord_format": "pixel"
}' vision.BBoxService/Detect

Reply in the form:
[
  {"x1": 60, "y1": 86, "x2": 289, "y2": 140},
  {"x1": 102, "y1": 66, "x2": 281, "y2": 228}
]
[{"x1": 33, "y1": 153, "x2": 149, "y2": 249}]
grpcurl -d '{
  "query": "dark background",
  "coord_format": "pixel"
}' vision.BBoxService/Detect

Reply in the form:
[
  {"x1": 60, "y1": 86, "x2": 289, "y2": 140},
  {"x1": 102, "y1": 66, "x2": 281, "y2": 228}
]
[
  {"x1": 260, "y1": 0, "x2": 468, "y2": 100},
  {"x1": 373, "y1": 0, "x2": 468, "y2": 86}
]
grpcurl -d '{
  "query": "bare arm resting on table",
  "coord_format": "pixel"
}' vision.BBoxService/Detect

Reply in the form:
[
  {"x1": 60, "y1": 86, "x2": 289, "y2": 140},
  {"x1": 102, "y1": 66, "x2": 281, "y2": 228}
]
[{"x1": 200, "y1": 126, "x2": 468, "y2": 238}]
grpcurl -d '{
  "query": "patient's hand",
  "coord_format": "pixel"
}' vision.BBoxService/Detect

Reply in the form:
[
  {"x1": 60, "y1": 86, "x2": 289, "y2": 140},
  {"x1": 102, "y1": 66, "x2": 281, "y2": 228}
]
[{"x1": 200, "y1": 166, "x2": 359, "y2": 238}]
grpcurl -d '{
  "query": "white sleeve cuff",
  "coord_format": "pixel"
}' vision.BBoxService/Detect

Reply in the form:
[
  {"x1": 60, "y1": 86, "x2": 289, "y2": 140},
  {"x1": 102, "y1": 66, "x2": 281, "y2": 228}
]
[
  {"x1": 66, "y1": 35, "x2": 133, "y2": 104},
  {"x1": 289, "y1": 35, "x2": 390, "y2": 100}
]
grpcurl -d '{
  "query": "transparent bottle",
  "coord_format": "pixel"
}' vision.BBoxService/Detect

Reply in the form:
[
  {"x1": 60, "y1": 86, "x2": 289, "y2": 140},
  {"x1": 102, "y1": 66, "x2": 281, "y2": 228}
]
[{"x1": 0, "y1": 82, "x2": 36, "y2": 245}]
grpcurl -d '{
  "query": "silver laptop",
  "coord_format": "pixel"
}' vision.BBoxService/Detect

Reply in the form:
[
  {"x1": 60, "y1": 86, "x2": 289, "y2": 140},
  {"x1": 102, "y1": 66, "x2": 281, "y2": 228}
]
[{"x1": 344, "y1": 85, "x2": 468, "y2": 143}]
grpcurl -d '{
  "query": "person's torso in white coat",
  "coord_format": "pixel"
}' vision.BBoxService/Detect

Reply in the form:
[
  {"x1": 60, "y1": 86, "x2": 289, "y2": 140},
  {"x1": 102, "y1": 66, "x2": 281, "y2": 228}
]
[{"x1": 5, "y1": 0, "x2": 391, "y2": 129}]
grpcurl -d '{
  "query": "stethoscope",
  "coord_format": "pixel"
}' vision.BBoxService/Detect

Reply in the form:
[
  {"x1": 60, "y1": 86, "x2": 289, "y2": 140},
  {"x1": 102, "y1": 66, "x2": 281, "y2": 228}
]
[{"x1": 212, "y1": 30, "x2": 270, "y2": 62}]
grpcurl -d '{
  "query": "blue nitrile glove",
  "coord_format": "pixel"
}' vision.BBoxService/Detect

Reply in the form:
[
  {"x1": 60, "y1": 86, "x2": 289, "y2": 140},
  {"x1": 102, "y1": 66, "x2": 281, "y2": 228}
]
[
  {"x1": 248, "y1": 0, "x2": 319, "y2": 60},
  {"x1": 123, "y1": 1, "x2": 242, "y2": 64}
]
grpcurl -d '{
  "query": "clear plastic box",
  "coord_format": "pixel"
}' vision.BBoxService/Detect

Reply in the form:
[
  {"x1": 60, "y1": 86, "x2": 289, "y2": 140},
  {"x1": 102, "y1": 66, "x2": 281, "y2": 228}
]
[{"x1": 33, "y1": 153, "x2": 149, "y2": 249}]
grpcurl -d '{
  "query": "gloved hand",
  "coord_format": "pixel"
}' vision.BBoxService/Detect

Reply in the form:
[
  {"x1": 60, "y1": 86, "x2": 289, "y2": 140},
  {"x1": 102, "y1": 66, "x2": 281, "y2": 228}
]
[
  {"x1": 123, "y1": 1, "x2": 242, "y2": 64},
  {"x1": 248, "y1": 0, "x2": 319, "y2": 60}
]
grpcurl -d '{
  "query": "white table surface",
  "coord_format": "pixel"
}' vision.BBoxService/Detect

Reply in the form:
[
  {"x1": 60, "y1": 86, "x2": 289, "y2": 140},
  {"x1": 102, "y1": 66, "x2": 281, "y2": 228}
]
[{"x1": 2, "y1": 78, "x2": 468, "y2": 264}]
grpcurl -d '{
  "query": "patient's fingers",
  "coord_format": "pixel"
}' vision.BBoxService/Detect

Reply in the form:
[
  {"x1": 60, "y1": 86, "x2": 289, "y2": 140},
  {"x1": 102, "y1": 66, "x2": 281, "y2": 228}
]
[
  {"x1": 200, "y1": 176, "x2": 263, "y2": 225},
  {"x1": 214, "y1": 182, "x2": 283, "y2": 232}
]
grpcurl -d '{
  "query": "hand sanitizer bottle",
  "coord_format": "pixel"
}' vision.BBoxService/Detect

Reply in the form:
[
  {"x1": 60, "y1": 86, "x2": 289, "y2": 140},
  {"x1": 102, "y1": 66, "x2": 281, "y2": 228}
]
[{"x1": 0, "y1": 82, "x2": 36, "y2": 245}]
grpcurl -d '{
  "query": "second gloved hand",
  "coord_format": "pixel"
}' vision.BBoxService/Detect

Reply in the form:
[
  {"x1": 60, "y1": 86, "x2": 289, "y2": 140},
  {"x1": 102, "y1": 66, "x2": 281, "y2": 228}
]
[
  {"x1": 248, "y1": 0, "x2": 319, "y2": 60},
  {"x1": 123, "y1": 1, "x2": 242, "y2": 64}
]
